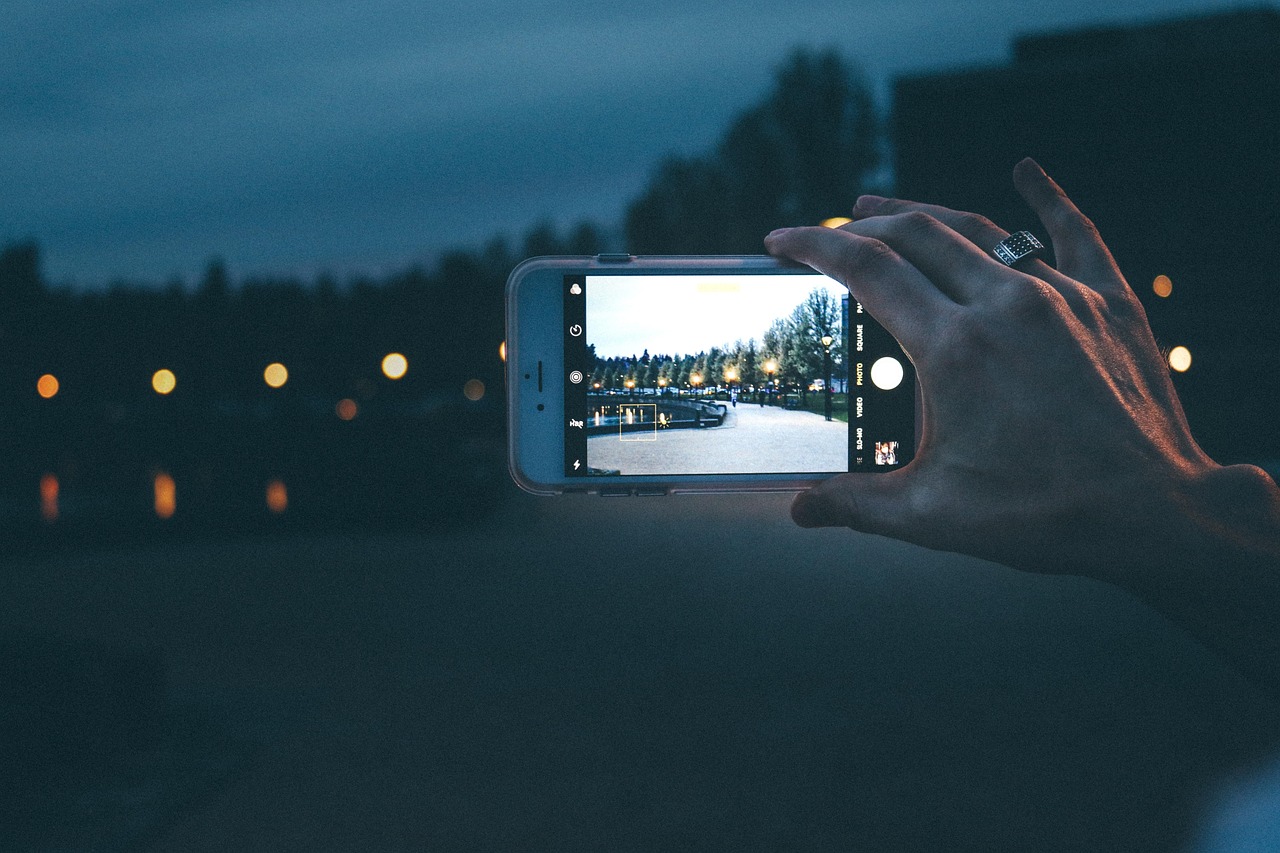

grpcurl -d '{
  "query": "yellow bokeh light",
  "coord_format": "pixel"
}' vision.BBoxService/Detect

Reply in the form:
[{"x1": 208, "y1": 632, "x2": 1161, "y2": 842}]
[
  {"x1": 152, "y1": 369, "x2": 177, "y2": 395},
  {"x1": 1153, "y1": 275, "x2": 1173, "y2": 298},
  {"x1": 154, "y1": 471, "x2": 176, "y2": 519},
  {"x1": 266, "y1": 479, "x2": 288, "y2": 514},
  {"x1": 499, "y1": 341, "x2": 507, "y2": 362},
  {"x1": 336, "y1": 398, "x2": 358, "y2": 421},
  {"x1": 821, "y1": 217, "x2": 853, "y2": 228},
  {"x1": 263, "y1": 362, "x2": 289, "y2": 388},
  {"x1": 37, "y1": 373, "x2": 60, "y2": 399},
  {"x1": 381, "y1": 352, "x2": 408, "y2": 380},
  {"x1": 463, "y1": 379, "x2": 485, "y2": 401},
  {"x1": 1168, "y1": 345, "x2": 1192, "y2": 373}
]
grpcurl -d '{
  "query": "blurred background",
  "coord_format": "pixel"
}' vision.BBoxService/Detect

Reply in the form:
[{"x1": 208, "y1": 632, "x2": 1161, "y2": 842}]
[{"x1": 3, "y1": 2, "x2": 1278, "y2": 850}]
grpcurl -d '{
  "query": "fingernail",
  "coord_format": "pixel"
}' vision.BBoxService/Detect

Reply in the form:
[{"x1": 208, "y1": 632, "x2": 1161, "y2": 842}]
[
  {"x1": 853, "y1": 195, "x2": 887, "y2": 215},
  {"x1": 1018, "y1": 156, "x2": 1046, "y2": 177},
  {"x1": 766, "y1": 227, "x2": 793, "y2": 240}
]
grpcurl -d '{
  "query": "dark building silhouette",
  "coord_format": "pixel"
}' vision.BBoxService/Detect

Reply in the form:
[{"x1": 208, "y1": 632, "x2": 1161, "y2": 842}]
[{"x1": 892, "y1": 8, "x2": 1280, "y2": 460}]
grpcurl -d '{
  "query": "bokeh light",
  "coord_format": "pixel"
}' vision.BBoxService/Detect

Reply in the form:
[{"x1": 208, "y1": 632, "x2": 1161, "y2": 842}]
[
  {"x1": 336, "y1": 398, "x2": 358, "y2": 421},
  {"x1": 263, "y1": 362, "x2": 289, "y2": 388},
  {"x1": 40, "y1": 474, "x2": 59, "y2": 523},
  {"x1": 37, "y1": 373, "x2": 60, "y2": 399},
  {"x1": 463, "y1": 379, "x2": 485, "y2": 401},
  {"x1": 499, "y1": 341, "x2": 507, "y2": 362},
  {"x1": 1152, "y1": 274, "x2": 1173, "y2": 298},
  {"x1": 266, "y1": 479, "x2": 288, "y2": 514},
  {"x1": 821, "y1": 217, "x2": 853, "y2": 228},
  {"x1": 154, "y1": 471, "x2": 176, "y2": 519},
  {"x1": 1169, "y1": 345, "x2": 1192, "y2": 373},
  {"x1": 152, "y1": 369, "x2": 177, "y2": 395},
  {"x1": 381, "y1": 352, "x2": 408, "y2": 380}
]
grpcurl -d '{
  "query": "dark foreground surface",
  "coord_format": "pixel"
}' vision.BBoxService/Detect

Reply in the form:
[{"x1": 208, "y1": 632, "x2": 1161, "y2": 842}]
[{"x1": 4, "y1": 487, "x2": 1278, "y2": 852}]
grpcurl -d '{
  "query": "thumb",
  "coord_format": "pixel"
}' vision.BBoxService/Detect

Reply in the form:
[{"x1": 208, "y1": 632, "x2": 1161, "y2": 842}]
[{"x1": 791, "y1": 470, "x2": 908, "y2": 535}]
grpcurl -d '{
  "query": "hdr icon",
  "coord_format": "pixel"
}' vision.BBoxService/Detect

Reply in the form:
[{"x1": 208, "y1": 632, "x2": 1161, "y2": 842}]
[{"x1": 569, "y1": 418, "x2": 584, "y2": 429}]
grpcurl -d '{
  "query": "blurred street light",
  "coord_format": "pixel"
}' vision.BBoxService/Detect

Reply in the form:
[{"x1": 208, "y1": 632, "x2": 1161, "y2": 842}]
[
  {"x1": 154, "y1": 472, "x2": 176, "y2": 519},
  {"x1": 382, "y1": 352, "x2": 408, "y2": 380},
  {"x1": 263, "y1": 362, "x2": 288, "y2": 388},
  {"x1": 37, "y1": 373, "x2": 59, "y2": 399},
  {"x1": 152, "y1": 369, "x2": 176, "y2": 395}
]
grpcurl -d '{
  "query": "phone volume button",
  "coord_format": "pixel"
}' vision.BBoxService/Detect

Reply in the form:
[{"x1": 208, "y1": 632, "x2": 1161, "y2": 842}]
[{"x1": 595, "y1": 253, "x2": 634, "y2": 263}]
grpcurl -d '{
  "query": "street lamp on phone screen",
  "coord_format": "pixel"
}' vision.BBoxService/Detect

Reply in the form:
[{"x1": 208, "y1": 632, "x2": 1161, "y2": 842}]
[{"x1": 820, "y1": 335, "x2": 834, "y2": 422}]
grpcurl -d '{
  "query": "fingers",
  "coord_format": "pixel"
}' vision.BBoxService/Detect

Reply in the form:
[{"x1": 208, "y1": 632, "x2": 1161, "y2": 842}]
[
  {"x1": 764, "y1": 225, "x2": 952, "y2": 349},
  {"x1": 837, "y1": 211, "x2": 1010, "y2": 305},
  {"x1": 791, "y1": 470, "x2": 910, "y2": 537},
  {"x1": 851, "y1": 191, "x2": 1065, "y2": 286},
  {"x1": 1012, "y1": 158, "x2": 1124, "y2": 288}
]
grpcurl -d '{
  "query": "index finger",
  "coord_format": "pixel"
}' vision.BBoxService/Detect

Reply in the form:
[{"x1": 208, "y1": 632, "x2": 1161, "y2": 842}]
[{"x1": 765, "y1": 225, "x2": 956, "y2": 353}]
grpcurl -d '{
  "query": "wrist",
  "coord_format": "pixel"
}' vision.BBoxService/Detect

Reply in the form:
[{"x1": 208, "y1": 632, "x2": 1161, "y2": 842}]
[{"x1": 1099, "y1": 461, "x2": 1280, "y2": 698}]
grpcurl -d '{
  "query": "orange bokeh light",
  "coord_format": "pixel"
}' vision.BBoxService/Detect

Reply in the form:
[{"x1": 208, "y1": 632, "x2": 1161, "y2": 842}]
[
  {"x1": 1153, "y1": 275, "x2": 1173, "y2": 298},
  {"x1": 154, "y1": 472, "x2": 176, "y2": 519},
  {"x1": 40, "y1": 473, "x2": 59, "y2": 523},
  {"x1": 266, "y1": 479, "x2": 288, "y2": 514},
  {"x1": 336, "y1": 398, "x2": 358, "y2": 421},
  {"x1": 463, "y1": 379, "x2": 485, "y2": 401},
  {"x1": 37, "y1": 373, "x2": 60, "y2": 398}
]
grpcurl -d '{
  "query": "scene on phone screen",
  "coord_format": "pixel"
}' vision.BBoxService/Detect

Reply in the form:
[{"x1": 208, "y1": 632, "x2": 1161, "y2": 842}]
[{"x1": 563, "y1": 273, "x2": 914, "y2": 478}]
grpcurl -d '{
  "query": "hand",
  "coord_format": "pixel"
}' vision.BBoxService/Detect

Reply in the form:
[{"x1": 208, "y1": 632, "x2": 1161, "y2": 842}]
[{"x1": 764, "y1": 158, "x2": 1272, "y2": 582}]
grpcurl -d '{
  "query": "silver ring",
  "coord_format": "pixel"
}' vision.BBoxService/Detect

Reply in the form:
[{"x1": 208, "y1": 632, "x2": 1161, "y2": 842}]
[{"x1": 992, "y1": 231, "x2": 1045, "y2": 266}]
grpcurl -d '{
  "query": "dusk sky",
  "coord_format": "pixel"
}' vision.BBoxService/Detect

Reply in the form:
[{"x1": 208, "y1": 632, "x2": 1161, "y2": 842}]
[{"x1": 3, "y1": 0, "x2": 1263, "y2": 287}]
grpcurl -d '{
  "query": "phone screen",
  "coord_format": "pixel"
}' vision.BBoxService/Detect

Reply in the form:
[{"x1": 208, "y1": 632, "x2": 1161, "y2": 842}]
[{"x1": 561, "y1": 272, "x2": 914, "y2": 480}]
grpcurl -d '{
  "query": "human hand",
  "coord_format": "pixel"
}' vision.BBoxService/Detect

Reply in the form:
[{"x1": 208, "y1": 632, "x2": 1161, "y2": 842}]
[{"x1": 764, "y1": 158, "x2": 1253, "y2": 579}]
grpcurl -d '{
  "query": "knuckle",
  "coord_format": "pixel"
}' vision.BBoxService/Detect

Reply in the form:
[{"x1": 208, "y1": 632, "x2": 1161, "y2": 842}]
[
  {"x1": 957, "y1": 211, "x2": 998, "y2": 234},
  {"x1": 837, "y1": 236, "x2": 898, "y2": 277},
  {"x1": 896, "y1": 209, "x2": 940, "y2": 234}
]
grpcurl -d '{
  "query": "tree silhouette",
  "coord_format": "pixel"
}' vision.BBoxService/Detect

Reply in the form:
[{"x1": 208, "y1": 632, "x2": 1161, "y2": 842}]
[{"x1": 626, "y1": 48, "x2": 878, "y2": 253}]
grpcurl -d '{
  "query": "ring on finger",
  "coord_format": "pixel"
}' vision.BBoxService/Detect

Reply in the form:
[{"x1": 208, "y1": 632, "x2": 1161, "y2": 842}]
[{"x1": 992, "y1": 231, "x2": 1045, "y2": 267}]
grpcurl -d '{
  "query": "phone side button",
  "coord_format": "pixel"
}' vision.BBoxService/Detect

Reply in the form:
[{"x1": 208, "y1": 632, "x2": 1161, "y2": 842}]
[
  {"x1": 634, "y1": 487, "x2": 669, "y2": 497},
  {"x1": 600, "y1": 488, "x2": 633, "y2": 497},
  {"x1": 595, "y1": 253, "x2": 634, "y2": 263}
]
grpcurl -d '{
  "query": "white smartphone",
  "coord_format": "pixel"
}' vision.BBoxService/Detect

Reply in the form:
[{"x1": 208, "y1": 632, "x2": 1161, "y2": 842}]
[{"x1": 506, "y1": 255, "x2": 915, "y2": 496}]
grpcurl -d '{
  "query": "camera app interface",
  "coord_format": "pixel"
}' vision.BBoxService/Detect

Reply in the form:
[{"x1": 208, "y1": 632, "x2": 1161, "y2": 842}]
[{"x1": 562, "y1": 273, "x2": 913, "y2": 478}]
